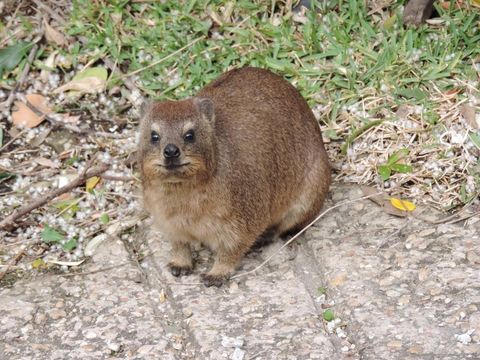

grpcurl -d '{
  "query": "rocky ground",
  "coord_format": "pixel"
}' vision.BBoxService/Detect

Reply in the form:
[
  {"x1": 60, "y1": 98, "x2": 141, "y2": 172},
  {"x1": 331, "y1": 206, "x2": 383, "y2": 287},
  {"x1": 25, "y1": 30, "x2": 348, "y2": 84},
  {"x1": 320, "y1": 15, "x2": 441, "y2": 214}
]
[{"x1": 1, "y1": 184, "x2": 479, "y2": 360}]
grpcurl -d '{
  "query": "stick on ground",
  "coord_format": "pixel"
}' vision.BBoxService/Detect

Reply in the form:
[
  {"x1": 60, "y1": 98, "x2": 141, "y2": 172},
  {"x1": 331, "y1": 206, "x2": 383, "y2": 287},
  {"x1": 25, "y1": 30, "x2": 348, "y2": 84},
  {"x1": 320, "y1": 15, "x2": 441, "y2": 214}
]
[
  {"x1": 0, "y1": 163, "x2": 109, "y2": 230},
  {"x1": 4, "y1": 43, "x2": 39, "y2": 110}
]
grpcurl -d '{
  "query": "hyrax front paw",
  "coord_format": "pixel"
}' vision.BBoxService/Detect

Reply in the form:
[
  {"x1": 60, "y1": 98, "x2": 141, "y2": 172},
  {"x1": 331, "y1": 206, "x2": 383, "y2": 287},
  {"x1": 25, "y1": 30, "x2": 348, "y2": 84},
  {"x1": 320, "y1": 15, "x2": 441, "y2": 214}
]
[
  {"x1": 168, "y1": 263, "x2": 193, "y2": 277},
  {"x1": 200, "y1": 273, "x2": 229, "y2": 287}
]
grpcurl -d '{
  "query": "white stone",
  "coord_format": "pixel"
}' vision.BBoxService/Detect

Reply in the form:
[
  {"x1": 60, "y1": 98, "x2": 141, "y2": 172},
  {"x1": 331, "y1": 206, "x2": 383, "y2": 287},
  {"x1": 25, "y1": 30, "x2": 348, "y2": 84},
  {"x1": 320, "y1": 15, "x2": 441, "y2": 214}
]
[
  {"x1": 231, "y1": 348, "x2": 245, "y2": 360},
  {"x1": 454, "y1": 329, "x2": 475, "y2": 344},
  {"x1": 222, "y1": 336, "x2": 244, "y2": 348}
]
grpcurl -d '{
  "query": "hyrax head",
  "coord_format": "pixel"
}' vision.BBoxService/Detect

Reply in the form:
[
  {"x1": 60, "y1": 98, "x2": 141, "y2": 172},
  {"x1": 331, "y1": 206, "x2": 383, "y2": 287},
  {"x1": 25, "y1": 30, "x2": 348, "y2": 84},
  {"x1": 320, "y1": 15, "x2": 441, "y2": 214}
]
[{"x1": 139, "y1": 97, "x2": 216, "y2": 184}]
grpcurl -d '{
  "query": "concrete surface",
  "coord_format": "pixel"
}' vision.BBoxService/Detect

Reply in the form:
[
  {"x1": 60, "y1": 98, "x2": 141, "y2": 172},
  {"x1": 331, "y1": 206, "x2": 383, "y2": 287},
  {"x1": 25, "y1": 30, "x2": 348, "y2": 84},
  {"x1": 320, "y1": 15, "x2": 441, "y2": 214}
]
[{"x1": 1, "y1": 184, "x2": 479, "y2": 359}]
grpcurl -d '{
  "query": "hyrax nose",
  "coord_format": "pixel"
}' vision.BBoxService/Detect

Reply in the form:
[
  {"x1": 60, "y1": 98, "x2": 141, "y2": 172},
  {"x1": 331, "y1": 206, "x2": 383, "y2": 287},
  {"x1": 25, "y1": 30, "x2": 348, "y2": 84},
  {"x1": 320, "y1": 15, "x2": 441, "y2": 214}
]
[{"x1": 163, "y1": 144, "x2": 180, "y2": 159}]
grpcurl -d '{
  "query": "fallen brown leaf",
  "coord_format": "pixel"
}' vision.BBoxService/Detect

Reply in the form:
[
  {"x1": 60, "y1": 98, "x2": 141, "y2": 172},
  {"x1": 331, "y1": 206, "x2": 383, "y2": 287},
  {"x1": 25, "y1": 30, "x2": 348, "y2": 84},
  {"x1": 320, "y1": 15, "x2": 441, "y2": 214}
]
[
  {"x1": 329, "y1": 273, "x2": 347, "y2": 287},
  {"x1": 361, "y1": 185, "x2": 408, "y2": 217},
  {"x1": 44, "y1": 19, "x2": 67, "y2": 46},
  {"x1": 459, "y1": 103, "x2": 478, "y2": 129},
  {"x1": 54, "y1": 77, "x2": 106, "y2": 94},
  {"x1": 34, "y1": 157, "x2": 59, "y2": 168},
  {"x1": 12, "y1": 94, "x2": 52, "y2": 128},
  {"x1": 27, "y1": 94, "x2": 52, "y2": 114}
]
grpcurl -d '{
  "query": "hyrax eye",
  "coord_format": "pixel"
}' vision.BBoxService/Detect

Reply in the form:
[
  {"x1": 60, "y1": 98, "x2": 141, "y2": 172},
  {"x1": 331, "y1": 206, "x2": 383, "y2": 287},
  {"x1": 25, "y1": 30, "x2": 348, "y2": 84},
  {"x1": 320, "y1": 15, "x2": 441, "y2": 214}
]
[
  {"x1": 183, "y1": 130, "x2": 195, "y2": 143},
  {"x1": 151, "y1": 131, "x2": 160, "y2": 144}
]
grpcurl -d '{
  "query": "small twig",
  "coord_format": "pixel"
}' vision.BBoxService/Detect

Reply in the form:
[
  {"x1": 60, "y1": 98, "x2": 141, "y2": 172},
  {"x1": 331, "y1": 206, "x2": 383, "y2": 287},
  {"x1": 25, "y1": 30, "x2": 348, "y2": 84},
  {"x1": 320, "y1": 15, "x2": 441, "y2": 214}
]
[
  {"x1": 58, "y1": 262, "x2": 130, "y2": 277},
  {"x1": 444, "y1": 211, "x2": 480, "y2": 225},
  {"x1": 376, "y1": 219, "x2": 411, "y2": 251},
  {"x1": 17, "y1": 94, "x2": 131, "y2": 139},
  {"x1": 32, "y1": 0, "x2": 67, "y2": 26},
  {"x1": 230, "y1": 191, "x2": 383, "y2": 280},
  {"x1": 417, "y1": 203, "x2": 471, "y2": 224},
  {"x1": 101, "y1": 174, "x2": 136, "y2": 182},
  {"x1": 121, "y1": 37, "x2": 204, "y2": 79},
  {"x1": 0, "y1": 250, "x2": 25, "y2": 282},
  {"x1": 340, "y1": 119, "x2": 384, "y2": 155},
  {"x1": 0, "y1": 128, "x2": 28, "y2": 153},
  {"x1": 4, "y1": 43, "x2": 39, "y2": 110},
  {"x1": 0, "y1": 163, "x2": 109, "y2": 230},
  {"x1": 96, "y1": 131, "x2": 131, "y2": 139}
]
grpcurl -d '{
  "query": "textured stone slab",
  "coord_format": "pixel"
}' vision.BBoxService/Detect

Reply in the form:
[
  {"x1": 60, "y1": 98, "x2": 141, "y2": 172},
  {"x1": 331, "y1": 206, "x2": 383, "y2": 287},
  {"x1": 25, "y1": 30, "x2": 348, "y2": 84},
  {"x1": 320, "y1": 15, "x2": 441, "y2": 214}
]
[
  {"x1": 143, "y1": 231, "x2": 339, "y2": 360},
  {"x1": 0, "y1": 238, "x2": 195, "y2": 360},
  {"x1": 1, "y1": 184, "x2": 478, "y2": 360},
  {"x1": 308, "y1": 185, "x2": 480, "y2": 359}
]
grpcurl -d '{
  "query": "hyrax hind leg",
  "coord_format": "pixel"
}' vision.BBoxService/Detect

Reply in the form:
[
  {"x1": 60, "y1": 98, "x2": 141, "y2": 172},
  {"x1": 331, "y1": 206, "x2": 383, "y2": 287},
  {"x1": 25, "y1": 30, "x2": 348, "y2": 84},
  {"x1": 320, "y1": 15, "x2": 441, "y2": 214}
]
[{"x1": 277, "y1": 158, "x2": 331, "y2": 238}]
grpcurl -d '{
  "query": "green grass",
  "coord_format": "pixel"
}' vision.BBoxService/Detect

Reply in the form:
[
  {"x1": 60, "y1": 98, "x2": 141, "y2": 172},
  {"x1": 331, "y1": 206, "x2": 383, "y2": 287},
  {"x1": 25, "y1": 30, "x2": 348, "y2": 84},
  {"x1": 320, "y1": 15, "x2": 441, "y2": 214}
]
[
  {"x1": 3, "y1": 0, "x2": 478, "y2": 208},
  {"x1": 62, "y1": 0, "x2": 480, "y2": 207},
  {"x1": 64, "y1": 0, "x2": 479, "y2": 120}
]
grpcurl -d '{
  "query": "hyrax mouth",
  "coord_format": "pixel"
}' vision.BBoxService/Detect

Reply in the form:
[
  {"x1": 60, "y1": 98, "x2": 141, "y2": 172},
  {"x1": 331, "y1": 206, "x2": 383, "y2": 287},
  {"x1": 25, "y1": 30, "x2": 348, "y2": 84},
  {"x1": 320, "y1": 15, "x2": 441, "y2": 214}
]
[{"x1": 161, "y1": 162, "x2": 190, "y2": 171}]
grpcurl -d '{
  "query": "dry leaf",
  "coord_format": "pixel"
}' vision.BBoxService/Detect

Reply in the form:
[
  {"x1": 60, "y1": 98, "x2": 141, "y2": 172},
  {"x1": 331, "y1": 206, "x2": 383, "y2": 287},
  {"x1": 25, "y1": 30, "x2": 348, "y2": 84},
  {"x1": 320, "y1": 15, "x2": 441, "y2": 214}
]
[
  {"x1": 86, "y1": 176, "x2": 101, "y2": 192},
  {"x1": 57, "y1": 192, "x2": 74, "y2": 201},
  {"x1": 159, "y1": 289, "x2": 166, "y2": 303},
  {"x1": 84, "y1": 234, "x2": 107, "y2": 256},
  {"x1": 425, "y1": 18, "x2": 446, "y2": 25},
  {"x1": 222, "y1": 2, "x2": 234, "y2": 22},
  {"x1": 292, "y1": 12, "x2": 308, "y2": 24},
  {"x1": 12, "y1": 94, "x2": 52, "y2": 128},
  {"x1": 27, "y1": 94, "x2": 51, "y2": 114},
  {"x1": 459, "y1": 104, "x2": 478, "y2": 129},
  {"x1": 390, "y1": 198, "x2": 416, "y2": 212},
  {"x1": 329, "y1": 273, "x2": 347, "y2": 287},
  {"x1": 418, "y1": 268, "x2": 429, "y2": 281},
  {"x1": 54, "y1": 77, "x2": 106, "y2": 94},
  {"x1": 361, "y1": 186, "x2": 409, "y2": 217},
  {"x1": 47, "y1": 259, "x2": 85, "y2": 266},
  {"x1": 395, "y1": 104, "x2": 411, "y2": 120},
  {"x1": 445, "y1": 88, "x2": 461, "y2": 97},
  {"x1": 32, "y1": 258, "x2": 47, "y2": 269},
  {"x1": 12, "y1": 102, "x2": 43, "y2": 128},
  {"x1": 111, "y1": 11, "x2": 123, "y2": 25},
  {"x1": 40, "y1": 50, "x2": 57, "y2": 82},
  {"x1": 54, "y1": 67, "x2": 108, "y2": 95},
  {"x1": 34, "y1": 157, "x2": 59, "y2": 168},
  {"x1": 208, "y1": 7, "x2": 224, "y2": 26},
  {"x1": 44, "y1": 20, "x2": 67, "y2": 46}
]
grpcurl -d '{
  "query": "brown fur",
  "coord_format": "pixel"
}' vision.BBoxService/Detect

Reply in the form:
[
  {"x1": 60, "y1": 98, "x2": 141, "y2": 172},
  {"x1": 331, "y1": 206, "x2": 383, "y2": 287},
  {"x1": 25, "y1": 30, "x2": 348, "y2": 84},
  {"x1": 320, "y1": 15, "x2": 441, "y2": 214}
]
[{"x1": 139, "y1": 67, "x2": 331, "y2": 287}]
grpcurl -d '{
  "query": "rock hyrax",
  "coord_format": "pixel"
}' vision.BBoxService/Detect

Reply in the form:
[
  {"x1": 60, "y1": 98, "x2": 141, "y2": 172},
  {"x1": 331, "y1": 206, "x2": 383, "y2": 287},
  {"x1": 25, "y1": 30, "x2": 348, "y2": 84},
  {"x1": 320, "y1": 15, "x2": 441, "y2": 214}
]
[{"x1": 139, "y1": 67, "x2": 331, "y2": 287}]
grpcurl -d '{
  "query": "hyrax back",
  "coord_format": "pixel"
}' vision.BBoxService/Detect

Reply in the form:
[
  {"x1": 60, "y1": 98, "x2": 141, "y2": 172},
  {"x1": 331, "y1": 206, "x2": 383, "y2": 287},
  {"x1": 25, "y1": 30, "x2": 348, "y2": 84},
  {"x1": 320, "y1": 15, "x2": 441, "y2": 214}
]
[{"x1": 139, "y1": 67, "x2": 331, "y2": 287}]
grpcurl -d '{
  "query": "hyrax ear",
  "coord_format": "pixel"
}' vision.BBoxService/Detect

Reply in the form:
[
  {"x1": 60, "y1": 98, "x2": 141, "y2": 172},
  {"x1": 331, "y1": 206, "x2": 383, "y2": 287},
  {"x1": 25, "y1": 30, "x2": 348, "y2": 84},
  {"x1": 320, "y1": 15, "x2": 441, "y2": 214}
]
[
  {"x1": 194, "y1": 97, "x2": 214, "y2": 121},
  {"x1": 139, "y1": 99, "x2": 152, "y2": 119}
]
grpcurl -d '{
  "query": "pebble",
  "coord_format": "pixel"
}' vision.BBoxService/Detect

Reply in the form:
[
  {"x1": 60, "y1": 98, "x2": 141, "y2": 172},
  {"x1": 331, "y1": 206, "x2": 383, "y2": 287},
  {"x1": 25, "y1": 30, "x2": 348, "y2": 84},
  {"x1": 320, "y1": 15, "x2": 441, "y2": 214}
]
[
  {"x1": 107, "y1": 342, "x2": 120, "y2": 352},
  {"x1": 83, "y1": 330, "x2": 98, "y2": 339},
  {"x1": 231, "y1": 347, "x2": 245, "y2": 360},
  {"x1": 455, "y1": 330, "x2": 475, "y2": 344},
  {"x1": 48, "y1": 309, "x2": 66, "y2": 320},
  {"x1": 182, "y1": 308, "x2": 193, "y2": 318},
  {"x1": 222, "y1": 336, "x2": 244, "y2": 348}
]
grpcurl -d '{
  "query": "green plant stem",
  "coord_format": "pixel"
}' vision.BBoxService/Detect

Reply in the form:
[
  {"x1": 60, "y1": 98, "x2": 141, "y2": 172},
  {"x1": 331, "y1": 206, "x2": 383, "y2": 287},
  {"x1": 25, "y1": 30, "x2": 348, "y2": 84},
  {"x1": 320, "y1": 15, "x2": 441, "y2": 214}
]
[{"x1": 340, "y1": 120, "x2": 384, "y2": 155}]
